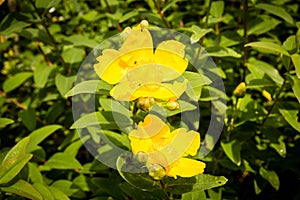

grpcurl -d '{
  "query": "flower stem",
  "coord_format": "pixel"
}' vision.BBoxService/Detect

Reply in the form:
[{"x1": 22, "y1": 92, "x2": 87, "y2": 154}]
[
  {"x1": 242, "y1": 0, "x2": 249, "y2": 82},
  {"x1": 153, "y1": 0, "x2": 170, "y2": 29}
]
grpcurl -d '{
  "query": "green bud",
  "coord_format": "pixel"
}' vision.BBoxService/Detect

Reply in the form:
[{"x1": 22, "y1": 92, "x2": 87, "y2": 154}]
[
  {"x1": 148, "y1": 164, "x2": 166, "y2": 180},
  {"x1": 166, "y1": 100, "x2": 179, "y2": 111},
  {"x1": 120, "y1": 27, "x2": 132, "y2": 42},
  {"x1": 137, "y1": 97, "x2": 155, "y2": 111}
]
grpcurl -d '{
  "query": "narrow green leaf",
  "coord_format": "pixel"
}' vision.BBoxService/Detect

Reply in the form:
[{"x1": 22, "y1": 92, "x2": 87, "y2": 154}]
[
  {"x1": 51, "y1": 180, "x2": 86, "y2": 198},
  {"x1": 0, "y1": 118, "x2": 14, "y2": 128},
  {"x1": 28, "y1": 163, "x2": 44, "y2": 183},
  {"x1": 48, "y1": 186, "x2": 70, "y2": 200},
  {"x1": 27, "y1": 125, "x2": 62, "y2": 152},
  {"x1": 289, "y1": 75, "x2": 300, "y2": 103},
  {"x1": 3, "y1": 72, "x2": 32, "y2": 93},
  {"x1": 2, "y1": 136, "x2": 30, "y2": 164},
  {"x1": 165, "y1": 174, "x2": 227, "y2": 194},
  {"x1": 65, "y1": 80, "x2": 112, "y2": 97},
  {"x1": 255, "y1": 3, "x2": 294, "y2": 24},
  {"x1": 247, "y1": 15, "x2": 280, "y2": 36},
  {"x1": 190, "y1": 25, "x2": 213, "y2": 44},
  {"x1": 291, "y1": 54, "x2": 300, "y2": 78},
  {"x1": 270, "y1": 135, "x2": 286, "y2": 158},
  {"x1": 221, "y1": 140, "x2": 241, "y2": 166},
  {"x1": 0, "y1": 180, "x2": 43, "y2": 200},
  {"x1": 259, "y1": 167, "x2": 280, "y2": 190},
  {"x1": 278, "y1": 108, "x2": 300, "y2": 132},
  {"x1": 63, "y1": 35, "x2": 98, "y2": 48},
  {"x1": 55, "y1": 74, "x2": 76, "y2": 98},
  {"x1": 44, "y1": 152, "x2": 82, "y2": 170},
  {"x1": 119, "y1": 10, "x2": 139, "y2": 23},
  {"x1": 0, "y1": 13, "x2": 30, "y2": 36},
  {"x1": 245, "y1": 42, "x2": 290, "y2": 56},
  {"x1": 33, "y1": 63, "x2": 53, "y2": 88},
  {"x1": 0, "y1": 154, "x2": 33, "y2": 184},
  {"x1": 206, "y1": 46, "x2": 242, "y2": 58},
  {"x1": 254, "y1": 179, "x2": 262, "y2": 194},
  {"x1": 182, "y1": 191, "x2": 206, "y2": 200},
  {"x1": 183, "y1": 71, "x2": 211, "y2": 99},
  {"x1": 33, "y1": 183, "x2": 56, "y2": 200}
]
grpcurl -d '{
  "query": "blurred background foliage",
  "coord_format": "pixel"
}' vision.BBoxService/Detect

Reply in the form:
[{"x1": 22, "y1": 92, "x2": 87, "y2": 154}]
[{"x1": 0, "y1": 0, "x2": 300, "y2": 199}]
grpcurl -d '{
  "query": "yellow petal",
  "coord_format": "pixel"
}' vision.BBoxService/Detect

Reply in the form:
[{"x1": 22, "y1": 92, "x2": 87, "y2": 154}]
[
  {"x1": 120, "y1": 29, "x2": 153, "y2": 54},
  {"x1": 94, "y1": 49, "x2": 125, "y2": 84},
  {"x1": 166, "y1": 158, "x2": 206, "y2": 178},
  {"x1": 154, "y1": 40, "x2": 188, "y2": 79}
]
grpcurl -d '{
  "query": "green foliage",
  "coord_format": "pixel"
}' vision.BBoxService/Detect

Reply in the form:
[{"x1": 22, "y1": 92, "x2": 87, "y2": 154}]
[{"x1": 0, "y1": 0, "x2": 299, "y2": 199}]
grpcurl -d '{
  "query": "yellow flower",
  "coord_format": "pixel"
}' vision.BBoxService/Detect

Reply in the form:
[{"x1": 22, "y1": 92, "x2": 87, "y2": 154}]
[
  {"x1": 129, "y1": 114, "x2": 206, "y2": 179},
  {"x1": 94, "y1": 21, "x2": 188, "y2": 85},
  {"x1": 233, "y1": 82, "x2": 246, "y2": 97},
  {"x1": 262, "y1": 90, "x2": 272, "y2": 102}
]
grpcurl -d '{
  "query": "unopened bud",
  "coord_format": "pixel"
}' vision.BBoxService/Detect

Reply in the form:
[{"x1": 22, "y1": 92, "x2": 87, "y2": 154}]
[
  {"x1": 120, "y1": 27, "x2": 132, "y2": 42},
  {"x1": 262, "y1": 90, "x2": 272, "y2": 102},
  {"x1": 233, "y1": 82, "x2": 246, "y2": 97},
  {"x1": 140, "y1": 20, "x2": 149, "y2": 29},
  {"x1": 136, "y1": 152, "x2": 148, "y2": 163},
  {"x1": 166, "y1": 100, "x2": 179, "y2": 111},
  {"x1": 148, "y1": 164, "x2": 166, "y2": 180},
  {"x1": 137, "y1": 97, "x2": 155, "y2": 111}
]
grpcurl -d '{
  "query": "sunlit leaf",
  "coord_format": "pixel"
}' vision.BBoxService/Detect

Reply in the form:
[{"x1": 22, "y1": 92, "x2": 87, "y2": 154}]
[
  {"x1": 3, "y1": 72, "x2": 32, "y2": 93},
  {"x1": 259, "y1": 167, "x2": 280, "y2": 190},
  {"x1": 245, "y1": 42, "x2": 290, "y2": 56}
]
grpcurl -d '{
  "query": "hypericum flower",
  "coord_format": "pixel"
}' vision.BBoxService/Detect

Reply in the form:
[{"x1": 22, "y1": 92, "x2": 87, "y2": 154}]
[
  {"x1": 129, "y1": 114, "x2": 206, "y2": 179},
  {"x1": 262, "y1": 90, "x2": 272, "y2": 102},
  {"x1": 94, "y1": 21, "x2": 188, "y2": 85}
]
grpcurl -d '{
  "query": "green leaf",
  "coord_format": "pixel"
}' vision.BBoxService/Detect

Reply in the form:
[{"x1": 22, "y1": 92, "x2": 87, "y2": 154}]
[
  {"x1": 28, "y1": 163, "x2": 44, "y2": 183},
  {"x1": 43, "y1": 152, "x2": 83, "y2": 170},
  {"x1": 278, "y1": 108, "x2": 300, "y2": 132},
  {"x1": 221, "y1": 140, "x2": 241, "y2": 166},
  {"x1": 51, "y1": 180, "x2": 86, "y2": 198},
  {"x1": 119, "y1": 10, "x2": 139, "y2": 23},
  {"x1": 3, "y1": 72, "x2": 32, "y2": 93},
  {"x1": 183, "y1": 71, "x2": 211, "y2": 99},
  {"x1": 62, "y1": 47, "x2": 84, "y2": 64},
  {"x1": 259, "y1": 167, "x2": 280, "y2": 190},
  {"x1": 71, "y1": 111, "x2": 132, "y2": 131},
  {"x1": 255, "y1": 3, "x2": 294, "y2": 24},
  {"x1": 190, "y1": 25, "x2": 213, "y2": 44},
  {"x1": 164, "y1": 174, "x2": 227, "y2": 194},
  {"x1": 246, "y1": 59, "x2": 284, "y2": 85},
  {"x1": 0, "y1": 154, "x2": 33, "y2": 184},
  {"x1": 63, "y1": 35, "x2": 98, "y2": 48},
  {"x1": 291, "y1": 54, "x2": 300, "y2": 78},
  {"x1": 19, "y1": 108, "x2": 37, "y2": 131},
  {"x1": 55, "y1": 74, "x2": 76, "y2": 98},
  {"x1": 65, "y1": 80, "x2": 112, "y2": 97},
  {"x1": 206, "y1": 47, "x2": 241, "y2": 58},
  {"x1": 48, "y1": 186, "x2": 70, "y2": 200},
  {"x1": 270, "y1": 135, "x2": 286, "y2": 158},
  {"x1": 33, "y1": 183, "x2": 56, "y2": 200},
  {"x1": 0, "y1": 13, "x2": 30, "y2": 36},
  {"x1": 2, "y1": 136, "x2": 30, "y2": 163},
  {"x1": 289, "y1": 75, "x2": 300, "y2": 103},
  {"x1": 247, "y1": 15, "x2": 281, "y2": 36},
  {"x1": 0, "y1": 118, "x2": 14, "y2": 128},
  {"x1": 211, "y1": 1, "x2": 224, "y2": 18},
  {"x1": 254, "y1": 179, "x2": 262, "y2": 195},
  {"x1": 0, "y1": 180, "x2": 43, "y2": 200},
  {"x1": 33, "y1": 63, "x2": 53, "y2": 88},
  {"x1": 27, "y1": 125, "x2": 62, "y2": 152},
  {"x1": 182, "y1": 191, "x2": 206, "y2": 200},
  {"x1": 36, "y1": 0, "x2": 61, "y2": 10},
  {"x1": 245, "y1": 42, "x2": 290, "y2": 56}
]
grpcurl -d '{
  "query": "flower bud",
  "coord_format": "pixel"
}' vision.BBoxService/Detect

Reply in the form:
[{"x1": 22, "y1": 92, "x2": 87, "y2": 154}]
[
  {"x1": 120, "y1": 27, "x2": 132, "y2": 42},
  {"x1": 233, "y1": 82, "x2": 246, "y2": 97},
  {"x1": 140, "y1": 20, "x2": 149, "y2": 29},
  {"x1": 137, "y1": 97, "x2": 155, "y2": 111},
  {"x1": 262, "y1": 90, "x2": 272, "y2": 102},
  {"x1": 166, "y1": 100, "x2": 179, "y2": 111},
  {"x1": 148, "y1": 164, "x2": 166, "y2": 180},
  {"x1": 136, "y1": 152, "x2": 148, "y2": 163}
]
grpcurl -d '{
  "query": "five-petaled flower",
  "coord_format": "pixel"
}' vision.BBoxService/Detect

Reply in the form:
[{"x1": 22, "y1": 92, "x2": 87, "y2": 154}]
[
  {"x1": 94, "y1": 21, "x2": 188, "y2": 101},
  {"x1": 129, "y1": 114, "x2": 206, "y2": 179}
]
